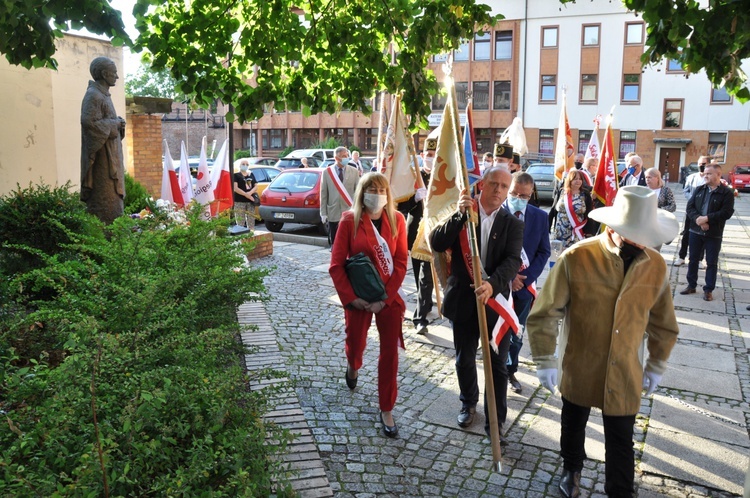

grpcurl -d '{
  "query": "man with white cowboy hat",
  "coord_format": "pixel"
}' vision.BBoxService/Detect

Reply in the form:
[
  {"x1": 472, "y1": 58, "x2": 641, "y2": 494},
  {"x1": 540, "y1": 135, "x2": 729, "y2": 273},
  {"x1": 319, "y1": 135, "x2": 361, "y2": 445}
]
[{"x1": 526, "y1": 186, "x2": 680, "y2": 498}]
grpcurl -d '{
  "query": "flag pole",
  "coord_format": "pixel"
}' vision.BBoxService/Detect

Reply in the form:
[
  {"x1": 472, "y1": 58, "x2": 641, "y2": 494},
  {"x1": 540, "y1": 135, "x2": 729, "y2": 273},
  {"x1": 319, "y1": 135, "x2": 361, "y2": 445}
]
[
  {"x1": 405, "y1": 108, "x2": 443, "y2": 318},
  {"x1": 449, "y1": 79, "x2": 503, "y2": 472}
]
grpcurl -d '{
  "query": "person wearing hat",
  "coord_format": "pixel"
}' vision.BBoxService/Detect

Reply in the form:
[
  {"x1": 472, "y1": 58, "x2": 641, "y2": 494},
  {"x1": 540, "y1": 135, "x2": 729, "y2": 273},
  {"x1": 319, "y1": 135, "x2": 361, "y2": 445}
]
[
  {"x1": 526, "y1": 186, "x2": 680, "y2": 498},
  {"x1": 396, "y1": 130, "x2": 437, "y2": 335},
  {"x1": 493, "y1": 142, "x2": 513, "y2": 169}
]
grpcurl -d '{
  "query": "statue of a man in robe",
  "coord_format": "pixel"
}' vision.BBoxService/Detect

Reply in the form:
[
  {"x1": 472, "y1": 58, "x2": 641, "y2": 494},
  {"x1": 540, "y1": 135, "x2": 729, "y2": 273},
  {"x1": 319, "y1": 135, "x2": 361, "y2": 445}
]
[{"x1": 80, "y1": 56, "x2": 126, "y2": 224}]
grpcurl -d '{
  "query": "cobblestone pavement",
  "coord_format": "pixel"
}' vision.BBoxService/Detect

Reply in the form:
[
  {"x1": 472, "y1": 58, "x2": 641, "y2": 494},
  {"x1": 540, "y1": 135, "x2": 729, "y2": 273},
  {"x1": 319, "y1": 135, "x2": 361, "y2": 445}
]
[{"x1": 254, "y1": 186, "x2": 748, "y2": 497}]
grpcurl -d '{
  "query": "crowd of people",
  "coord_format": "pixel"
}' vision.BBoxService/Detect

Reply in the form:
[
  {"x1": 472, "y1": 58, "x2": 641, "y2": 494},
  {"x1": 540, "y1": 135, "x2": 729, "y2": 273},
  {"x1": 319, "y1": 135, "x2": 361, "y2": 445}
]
[{"x1": 256, "y1": 139, "x2": 733, "y2": 497}]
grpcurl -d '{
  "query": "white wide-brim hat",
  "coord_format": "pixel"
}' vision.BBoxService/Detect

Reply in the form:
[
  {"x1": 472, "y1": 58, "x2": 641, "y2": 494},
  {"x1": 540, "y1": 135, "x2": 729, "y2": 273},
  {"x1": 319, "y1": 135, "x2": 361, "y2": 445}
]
[{"x1": 589, "y1": 186, "x2": 679, "y2": 247}]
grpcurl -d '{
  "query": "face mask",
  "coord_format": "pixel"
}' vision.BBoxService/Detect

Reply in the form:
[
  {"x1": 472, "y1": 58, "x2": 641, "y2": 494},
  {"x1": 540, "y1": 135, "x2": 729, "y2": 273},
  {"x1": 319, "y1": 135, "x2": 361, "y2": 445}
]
[
  {"x1": 423, "y1": 157, "x2": 434, "y2": 171},
  {"x1": 507, "y1": 195, "x2": 528, "y2": 213},
  {"x1": 240, "y1": 165, "x2": 248, "y2": 172},
  {"x1": 574, "y1": 162, "x2": 583, "y2": 169},
  {"x1": 363, "y1": 193, "x2": 388, "y2": 212},
  {"x1": 340, "y1": 157, "x2": 350, "y2": 166},
  {"x1": 627, "y1": 166, "x2": 636, "y2": 176},
  {"x1": 619, "y1": 240, "x2": 643, "y2": 259},
  {"x1": 699, "y1": 165, "x2": 705, "y2": 173}
]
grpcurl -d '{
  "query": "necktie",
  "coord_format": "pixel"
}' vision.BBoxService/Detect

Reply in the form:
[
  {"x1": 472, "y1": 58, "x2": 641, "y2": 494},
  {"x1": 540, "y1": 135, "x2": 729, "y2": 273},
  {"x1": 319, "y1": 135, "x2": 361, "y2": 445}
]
[
  {"x1": 338, "y1": 168, "x2": 344, "y2": 182},
  {"x1": 515, "y1": 211, "x2": 522, "y2": 219}
]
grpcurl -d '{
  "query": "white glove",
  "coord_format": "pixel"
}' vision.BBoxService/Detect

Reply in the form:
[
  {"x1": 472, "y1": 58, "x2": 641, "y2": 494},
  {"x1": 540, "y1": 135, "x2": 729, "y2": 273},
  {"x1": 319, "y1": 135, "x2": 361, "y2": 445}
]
[
  {"x1": 320, "y1": 215, "x2": 327, "y2": 224},
  {"x1": 536, "y1": 368, "x2": 558, "y2": 393},
  {"x1": 415, "y1": 187, "x2": 428, "y2": 202},
  {"x1": 642, "y1": 370, "x2": 662, "y2": 396}
]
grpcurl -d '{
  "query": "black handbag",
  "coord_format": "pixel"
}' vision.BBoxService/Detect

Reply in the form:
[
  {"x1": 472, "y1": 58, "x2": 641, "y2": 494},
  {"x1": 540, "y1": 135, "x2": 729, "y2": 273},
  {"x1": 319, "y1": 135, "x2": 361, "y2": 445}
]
[
  {"x1": 344, "y1": 252, "x2": 387, "y2": 303},
  {"x1": 250, "y1": 193, "x2": 261, "y2": 205}
]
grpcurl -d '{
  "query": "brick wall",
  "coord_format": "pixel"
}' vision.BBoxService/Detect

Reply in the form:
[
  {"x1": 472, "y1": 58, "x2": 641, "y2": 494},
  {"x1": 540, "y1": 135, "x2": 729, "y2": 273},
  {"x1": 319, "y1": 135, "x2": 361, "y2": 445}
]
[
  {"x1": 245, "y1": 232, "x2": 274, "y2": 261},
  {"x1": 126, "y1": 114, "x2": 163, "y2": 196}
]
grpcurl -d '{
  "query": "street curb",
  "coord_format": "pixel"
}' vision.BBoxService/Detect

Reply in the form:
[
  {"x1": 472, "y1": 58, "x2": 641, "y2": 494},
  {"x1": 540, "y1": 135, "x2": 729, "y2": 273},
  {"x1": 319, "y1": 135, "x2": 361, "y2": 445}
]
[{"x1": 255, "y1": 228, "x2": 329, "y2": 247}]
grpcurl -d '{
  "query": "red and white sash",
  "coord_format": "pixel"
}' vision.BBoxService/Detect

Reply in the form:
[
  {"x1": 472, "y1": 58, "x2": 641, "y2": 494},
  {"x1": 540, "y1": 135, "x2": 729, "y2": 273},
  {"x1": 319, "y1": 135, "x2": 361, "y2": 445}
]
[
  {"x1": 580, "y1": 169, "x2": 593, "y2": 187},
  {"x1": 519, "y1": 248, "x2": 537, "y2": 298},
  {"x1": 327, "y1": 166, "x2": 353, "y2": 207},
  {"x1": 458, "y1": 229, "x2": 520, "y2": 352},
  {"x1": 564, "y1": 192, "x2": 587, "y2": 241}
]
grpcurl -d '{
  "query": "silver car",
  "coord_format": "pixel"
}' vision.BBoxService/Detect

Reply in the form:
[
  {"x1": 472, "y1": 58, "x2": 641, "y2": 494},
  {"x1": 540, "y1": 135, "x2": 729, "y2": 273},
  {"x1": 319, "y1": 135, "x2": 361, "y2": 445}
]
[{"x1": 526, "y1": 163, "x2": 556, "y2": 202}]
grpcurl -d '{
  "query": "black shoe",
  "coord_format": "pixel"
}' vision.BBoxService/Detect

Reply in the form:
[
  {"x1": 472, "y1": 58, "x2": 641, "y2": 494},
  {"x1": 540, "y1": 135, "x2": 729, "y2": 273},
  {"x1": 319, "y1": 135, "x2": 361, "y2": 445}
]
[
  {"x1": 416, "y1": 324, "x2": 429, "y2": 336},
  {"x1": 344, "y1": 366, "x2": 357, "y2": 390},
  {"x1": 558, "y1": 469, "x2": 581, "y2": 498},
  {"x1": 483, "y1": 425, "x2": 509, "y2": 446},
  {"x1": 457, "y1": 406, "x2": 476, "y2": 428},
  {"x1": 509, "y1": 374, "x2": 522, "y2": 394},
  {"x1": 679, "y1": 286, "x2": 696, "y2": 295},
  {"x1": 380, "y1": 412, "x2": 398, "y2": 438}
]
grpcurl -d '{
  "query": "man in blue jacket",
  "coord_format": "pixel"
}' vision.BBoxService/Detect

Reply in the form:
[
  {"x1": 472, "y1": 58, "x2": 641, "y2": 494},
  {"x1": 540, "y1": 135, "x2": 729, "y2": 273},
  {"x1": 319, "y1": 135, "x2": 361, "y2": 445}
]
[
  {"x1": 503, "y1": 172, "x2": 551, "y2": 393},
  {"x1": 680, "y1": 163, "x2": 735, "y2": 301}
]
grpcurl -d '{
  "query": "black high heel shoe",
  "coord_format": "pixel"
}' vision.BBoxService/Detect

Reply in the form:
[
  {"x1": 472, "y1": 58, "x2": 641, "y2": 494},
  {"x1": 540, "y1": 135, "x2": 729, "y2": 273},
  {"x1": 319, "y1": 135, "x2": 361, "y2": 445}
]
[
  {"x1": 379, "y1": 412, "x2": 398, "y2": 438},
  {"x1": 344, "y1": 365, "x2": 357, "y2": 390}
]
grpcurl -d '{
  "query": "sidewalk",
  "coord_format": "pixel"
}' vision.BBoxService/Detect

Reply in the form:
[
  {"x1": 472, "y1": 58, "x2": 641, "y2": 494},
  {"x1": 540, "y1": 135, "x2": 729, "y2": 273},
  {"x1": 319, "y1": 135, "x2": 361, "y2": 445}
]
[{"x1": 250, "y1": 184, "x2": 748, "y2": 497}]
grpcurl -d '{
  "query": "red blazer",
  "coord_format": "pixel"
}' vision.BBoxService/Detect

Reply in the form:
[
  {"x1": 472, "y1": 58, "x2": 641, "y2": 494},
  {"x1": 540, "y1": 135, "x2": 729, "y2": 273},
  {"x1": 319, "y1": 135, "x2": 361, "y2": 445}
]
[{"x1": 329, "y1": 210, "x2": 408, "y2": 308}]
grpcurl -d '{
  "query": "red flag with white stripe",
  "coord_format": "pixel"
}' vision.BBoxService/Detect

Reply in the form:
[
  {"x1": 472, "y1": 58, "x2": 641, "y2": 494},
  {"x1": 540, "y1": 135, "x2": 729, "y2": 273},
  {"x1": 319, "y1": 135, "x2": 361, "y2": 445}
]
[
  {"x1": 210, "y1": 139, "x2": 233, "y2": 216},
  {"x1": 593, "y1": 113, "x2": 619, "y2": 207}
]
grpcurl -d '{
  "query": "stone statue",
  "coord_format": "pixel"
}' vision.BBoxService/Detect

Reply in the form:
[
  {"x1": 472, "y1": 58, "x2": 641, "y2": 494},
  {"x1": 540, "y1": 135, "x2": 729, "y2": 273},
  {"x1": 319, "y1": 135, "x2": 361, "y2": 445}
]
[{"x1": 80, "y1": 56, "x2": 126, "y2": 224}]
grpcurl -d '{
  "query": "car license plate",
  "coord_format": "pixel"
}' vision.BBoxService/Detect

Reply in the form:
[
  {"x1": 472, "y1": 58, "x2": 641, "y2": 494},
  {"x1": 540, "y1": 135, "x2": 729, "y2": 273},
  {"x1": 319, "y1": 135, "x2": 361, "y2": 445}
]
[
  {"x1": 274, "y1": 212, "x2": 294, "y2": 219},
  {"x1": 536, "y1": 181, "x2": 551, "y2": 186}
]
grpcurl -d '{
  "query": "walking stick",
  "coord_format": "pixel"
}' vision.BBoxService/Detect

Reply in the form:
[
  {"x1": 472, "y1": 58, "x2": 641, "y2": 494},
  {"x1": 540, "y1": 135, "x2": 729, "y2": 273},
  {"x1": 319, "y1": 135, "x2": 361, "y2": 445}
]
[{"x1": 450, "y1": 92, "x2": 502, "y2": 471}]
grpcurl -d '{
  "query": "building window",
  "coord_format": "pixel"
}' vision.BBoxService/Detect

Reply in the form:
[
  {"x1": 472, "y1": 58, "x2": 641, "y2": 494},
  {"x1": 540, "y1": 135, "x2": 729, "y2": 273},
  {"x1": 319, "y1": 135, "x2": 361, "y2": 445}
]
[
  {"x1": 539, "y1": 130, "x2": 555, "y2": 155},
  {"x1": 708, "y1": 132, "x2": 727, "y2": 162},
  {"x1": 474, "y1": 32, "x2": 490, "y2": 60},
  {"x1": 455, "y1": 81, "x2": 469, "y2": 109},
  {"x1": 432, "y1": 92, "x2": 447, "y2": 111},
  {"x1": 581, "y1": 74, "x2": 597, "y2": 102},
  {"x1": 622, "y1": 74, "x2": 640, "y2": 103},
  {"x1": 625, "y1": 22, "x2": 643, "y2": 44},
  {"x1": 495, "y1": 31, "x2": 512, "y2": 60},
  {"x1": 294, "y1": 129, "x2": 317, "y2": 149},
  {"x1": 583, "y1": 25, "x2": 599, "y2": 46},
  {"x1": 578, "y1": 130, "x2": 592, "y2": 155},
  {"x1": 473, "y1": 81, "x2": 490, "y2": 110},
  {"x1": 434, "y1": 52, "x2": 449, "y2": 63},
  {"x1": 619, "y1": 131, "x2": 636, "y2": 159},
  {"x1": 667, "y1": 59, "x2": 684, "y2": 73},
  {"x1": 663, "y1": 99, "x2": 684, "y2": 129},
  {"x1": 454, "y1": 41, "x2": 470, "y2": 61},
  {"x1": 364, "y1": 128, "x2": 378, "y2": 150},
  {"x1": 711, "y1": 87, "x2": 732, "y2": 104},
  {"x1": 493, "y1": 81, "x2": 511, "y2": 110},
  {"x1": 542, "y1": 27, "x2": 558, "y2": 48},
  {"x1": 262, "y1": 129, "x2": 284, "y2": 149},
  {"x1": 541, "y1": 75, "x2": 556, "y2": 102},
  {"x1": 475, "y1": 128, "x2": 493, "y2": 154}
]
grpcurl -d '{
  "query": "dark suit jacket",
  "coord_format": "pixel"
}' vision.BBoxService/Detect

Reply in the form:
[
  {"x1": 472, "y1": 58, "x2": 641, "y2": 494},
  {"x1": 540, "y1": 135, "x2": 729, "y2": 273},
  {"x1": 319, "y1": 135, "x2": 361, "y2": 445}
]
[
  {"x1": 430, "y1": 206, "x2": 523, "y2": 327},
  {"x1": 685, "y1": 183, "x2": 735, "y2": 238},
  {"x1": 505, "y1": 204, "x2": 551, "y2": 301},
  {"x1": 396, "y1": 169, "x2": 431, "y2": 250},
  {"x1": 619, "y1": 171, "x2": 647, "y2": 187}
]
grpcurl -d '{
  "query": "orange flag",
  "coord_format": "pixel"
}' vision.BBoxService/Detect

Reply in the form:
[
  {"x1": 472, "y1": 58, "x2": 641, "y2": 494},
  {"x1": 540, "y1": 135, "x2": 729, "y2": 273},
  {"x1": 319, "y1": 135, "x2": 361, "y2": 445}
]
[{"x1": 553, "y1": 91, "x2": 574, "y2": 181}]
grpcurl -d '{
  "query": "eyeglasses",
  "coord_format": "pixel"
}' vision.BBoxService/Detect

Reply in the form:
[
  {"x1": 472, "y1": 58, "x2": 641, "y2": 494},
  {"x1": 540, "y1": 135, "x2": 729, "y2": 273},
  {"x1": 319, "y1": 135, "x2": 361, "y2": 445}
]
[{"x1": 510, "y1": 192, "x2": 532, "y2": 200}]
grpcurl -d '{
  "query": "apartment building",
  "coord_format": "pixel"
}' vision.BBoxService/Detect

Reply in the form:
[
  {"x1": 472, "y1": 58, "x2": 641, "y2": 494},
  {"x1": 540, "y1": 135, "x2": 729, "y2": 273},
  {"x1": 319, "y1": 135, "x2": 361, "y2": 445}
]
[{"x1": 231, "y1": 0, "x2": 750, "y2": 176}]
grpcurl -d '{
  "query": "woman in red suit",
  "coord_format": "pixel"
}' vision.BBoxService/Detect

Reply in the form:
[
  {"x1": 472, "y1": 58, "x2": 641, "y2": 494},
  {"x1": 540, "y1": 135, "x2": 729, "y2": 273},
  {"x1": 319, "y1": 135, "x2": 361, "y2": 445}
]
[{"x1": 329, "y1": 172, "x2": 408, "y2": 438}]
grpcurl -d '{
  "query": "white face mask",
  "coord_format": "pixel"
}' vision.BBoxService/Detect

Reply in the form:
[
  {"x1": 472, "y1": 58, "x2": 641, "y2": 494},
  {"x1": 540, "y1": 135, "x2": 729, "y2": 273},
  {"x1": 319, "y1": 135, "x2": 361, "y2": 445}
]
[
  {"x1": 423, "y1": 157, "x2": 434, "y2": 171},
  {"x1": 363, "y1": 193, "x2": 388, "y2": 212}
]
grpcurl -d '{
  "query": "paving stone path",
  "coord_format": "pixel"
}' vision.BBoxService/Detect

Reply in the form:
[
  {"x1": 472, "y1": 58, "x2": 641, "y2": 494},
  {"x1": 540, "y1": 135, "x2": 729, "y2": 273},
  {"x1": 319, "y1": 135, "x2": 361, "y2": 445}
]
[{"x1": 251, "y1": 185, "x2": 749, "y2": 497}]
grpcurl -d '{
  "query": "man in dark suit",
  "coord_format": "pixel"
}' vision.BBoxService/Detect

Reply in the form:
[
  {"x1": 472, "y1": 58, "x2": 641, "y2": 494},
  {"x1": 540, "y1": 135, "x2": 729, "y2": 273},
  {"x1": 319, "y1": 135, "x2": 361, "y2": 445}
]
[
  {"x1": 430, "y1": 167, "x2": 523, "y2": 443},
  {"x1": 503, "y1": 172, "x2": 551, "y2": 393},
  {"x1": 620, "y1": 154, "x2": 647, "y2": 187}
]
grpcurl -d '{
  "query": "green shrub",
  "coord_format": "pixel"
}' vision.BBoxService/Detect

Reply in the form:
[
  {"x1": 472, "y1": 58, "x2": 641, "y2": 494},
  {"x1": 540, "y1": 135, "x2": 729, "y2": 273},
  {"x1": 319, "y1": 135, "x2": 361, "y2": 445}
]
[
  {"x1": 0, "y1": 182, "x2": 104, "y2": 278},
  {"x1": 348, "y1": 144, "x2": 361, "y2": 153},
  {"x1": 313, "y1": 137, "x2": 341, "y2": 149},
  {"x1": 0, "y1": 205, "x2": 290, "y2": 496},
  {"x1": 279, "y1": 145, "x2": 294, "y2": 157},
  {"x1": 234, "y1": 149, "x2": 252, "y2": 161},
  {"x1": 124, "y1": 172, "x2": 151, "y2": 214}
]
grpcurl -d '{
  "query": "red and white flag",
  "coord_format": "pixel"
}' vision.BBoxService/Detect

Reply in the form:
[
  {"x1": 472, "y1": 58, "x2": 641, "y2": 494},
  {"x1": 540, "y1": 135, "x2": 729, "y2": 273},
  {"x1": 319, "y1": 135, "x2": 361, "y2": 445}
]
[
  {"x1": 210, "y1": 139, "x2": 233, "y2": 216},
  {"x1": 489, "y1": 291, "x2": 520, "y2": 353},
  {"x1": 554, "y1": 91, "x2": 575, "y2": 181},
  {"x1": 178, "y1": 141, "x2": 194, "y2": 205},
  {"x1": 193, "y1": 137, "x2": 214, "y2": 206},
  {"x1": 593, "y1": 112, "x2": 619, "y2": 207},
  {"x1": 160, "y1": 140, "x2": 185, "y2": 206},
  {"x1": 584, "y1": 115, "x2": 602, "y2": 162},
  {"x1": 381, "y1": 94, "x2": 416, "y2": 202}
]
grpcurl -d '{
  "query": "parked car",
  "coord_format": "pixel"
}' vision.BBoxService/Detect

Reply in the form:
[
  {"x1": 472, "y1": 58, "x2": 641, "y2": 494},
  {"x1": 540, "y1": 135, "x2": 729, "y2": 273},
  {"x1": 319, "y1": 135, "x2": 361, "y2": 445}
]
[
  {"x1": 287, "y1": 148, "x2": 336, "y2": 163},
  {"x1": 360, "y1": 156, "x2": 375, "y2": 172},
  {"x1": 259, "y1": 168, "x2": 328, "y2": 234},
  {"x1": 526, "y1": 163, "x2": 555, "y2": 201},
  {"x1": 233, "y1": 157, "x2": 277, "y2": 169},
  {"x1": 274, "y1": 156, "x2": 321, "y2": 169},
  {"x1": 187, "y1": 156, "x2": 214, "y2": 176},
  {"x1": 729, "y1": 164, "x2": 750, "y2": 192}
]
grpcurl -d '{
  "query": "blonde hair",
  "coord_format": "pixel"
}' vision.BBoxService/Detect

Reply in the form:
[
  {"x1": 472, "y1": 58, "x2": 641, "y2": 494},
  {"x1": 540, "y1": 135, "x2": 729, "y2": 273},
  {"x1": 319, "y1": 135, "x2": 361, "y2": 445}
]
[
  {"x1": 351, "y1": 172, "x2": 397, "y2": 237},
  {"x1": 563, "y1": 169, "x2": 583, "y2": 193},
  {"x1": 645, "y1": 167, "x2": 663, "y2": 187}
]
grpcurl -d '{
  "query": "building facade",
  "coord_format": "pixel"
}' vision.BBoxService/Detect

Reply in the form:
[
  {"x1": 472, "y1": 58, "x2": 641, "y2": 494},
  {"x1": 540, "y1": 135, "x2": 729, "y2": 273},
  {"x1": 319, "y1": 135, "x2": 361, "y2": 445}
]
[{"x1": 224, "y1": 1, "x2": 749, "y2": 177}]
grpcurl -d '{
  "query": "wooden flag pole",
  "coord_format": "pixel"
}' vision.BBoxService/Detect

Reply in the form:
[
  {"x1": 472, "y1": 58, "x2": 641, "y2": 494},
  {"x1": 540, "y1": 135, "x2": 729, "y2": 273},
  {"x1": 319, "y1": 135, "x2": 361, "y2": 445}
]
[{"x1": 450, "y1": 88, "x2": 502, "y2": 471}]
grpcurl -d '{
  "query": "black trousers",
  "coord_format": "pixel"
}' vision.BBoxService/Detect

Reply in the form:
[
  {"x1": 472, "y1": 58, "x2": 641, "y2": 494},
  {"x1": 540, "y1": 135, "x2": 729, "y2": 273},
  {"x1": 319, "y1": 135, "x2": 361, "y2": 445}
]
[
  {"x1": 678, "y1": 214, "x2": 691, "y2": 259},
  {"x1": 328, "y1": 221, "x2": 339, "y2": 247},
  {"x1": 452, "y1": 314, "x2": 511, "y2": 430},
  {"x1": 561, "y1": 397, "x2": 636, "y2": 498},
  {"x1": 411, "y1": 258, "x2": 433, "y2": 325}
]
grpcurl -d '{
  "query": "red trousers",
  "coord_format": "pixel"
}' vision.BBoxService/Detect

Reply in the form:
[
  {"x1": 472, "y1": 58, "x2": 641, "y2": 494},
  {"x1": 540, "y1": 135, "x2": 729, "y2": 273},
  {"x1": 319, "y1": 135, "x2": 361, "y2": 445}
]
[{"x1": 344, "y1": 301, "x2": 405, "y2": 412}]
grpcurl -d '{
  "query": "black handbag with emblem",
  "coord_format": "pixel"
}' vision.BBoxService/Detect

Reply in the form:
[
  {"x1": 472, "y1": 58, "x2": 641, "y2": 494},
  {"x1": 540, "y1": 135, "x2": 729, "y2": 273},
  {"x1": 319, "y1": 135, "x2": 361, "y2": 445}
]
[{"x1": 344, "y1": 252, "x2": 388, "y2": 303}]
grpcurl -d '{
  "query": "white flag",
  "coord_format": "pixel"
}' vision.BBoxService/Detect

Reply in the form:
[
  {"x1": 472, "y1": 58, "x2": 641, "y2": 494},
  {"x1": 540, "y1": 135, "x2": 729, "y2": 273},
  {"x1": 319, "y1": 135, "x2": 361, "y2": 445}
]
[
  {"x1": 193, "y1": 137, "x2": 214, "y2": 206},
  {"x1": 584, "y1": 116, "x2": 602, "y2": 161},
  {"x1": 178, "y1": 141, "x2": 194, "y2": 204}
]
